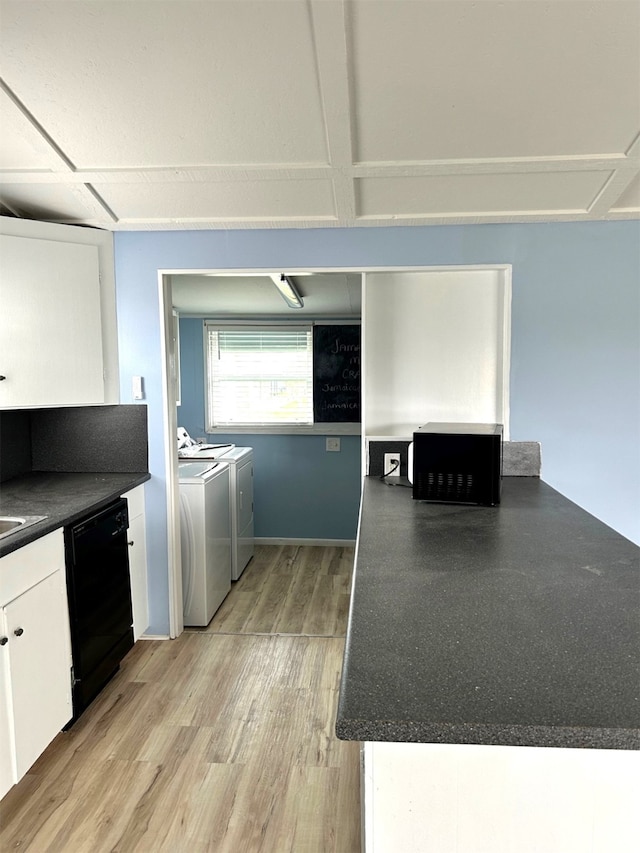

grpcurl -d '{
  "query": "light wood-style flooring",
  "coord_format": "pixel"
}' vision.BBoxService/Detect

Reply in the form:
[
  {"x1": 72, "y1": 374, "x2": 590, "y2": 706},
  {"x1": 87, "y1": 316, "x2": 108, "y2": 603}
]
[
  {"x1": 191, "y1": 543, "x2": 353, "y2": 637},
  {"x1": 0, "y1": 545, "x2": 360, "y2": 853}
]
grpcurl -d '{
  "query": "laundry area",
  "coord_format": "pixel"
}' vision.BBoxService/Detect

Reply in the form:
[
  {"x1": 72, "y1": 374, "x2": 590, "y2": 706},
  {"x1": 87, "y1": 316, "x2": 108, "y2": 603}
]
[{"x1": 177, "y1": 428, "x2": 254, "y2": 626}]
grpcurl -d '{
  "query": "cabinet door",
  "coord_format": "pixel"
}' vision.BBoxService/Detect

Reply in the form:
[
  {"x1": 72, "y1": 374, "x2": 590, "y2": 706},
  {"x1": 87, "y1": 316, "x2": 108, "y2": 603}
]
[
  {"x1": 0, "y1": 614, "x2": 16, "y2": 799},
  {"x1": 5, "y1": 572, "x2": 72, "y2": 779},
  {"x1": 123, "y1": 486, "x2": 149, "y2": 641},
  {"x1": 0, "y1": 234, "x2": 104, "y2": 407},
  {"x1": 127, "y1": 512, "x2": 149, "y2": 641}
]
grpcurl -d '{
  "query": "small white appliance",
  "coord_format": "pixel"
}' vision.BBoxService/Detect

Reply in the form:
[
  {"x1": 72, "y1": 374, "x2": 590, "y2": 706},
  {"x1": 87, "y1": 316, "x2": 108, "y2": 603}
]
[
  {"x1": 216, "y1": 446, "x2": 254, "y2": 581},
  {"x1": 177, "y1": 426, "x2": 235, "y2": 458},
  {"x1": 178, "y1": 460, "x2": 231, "y2": 626}
]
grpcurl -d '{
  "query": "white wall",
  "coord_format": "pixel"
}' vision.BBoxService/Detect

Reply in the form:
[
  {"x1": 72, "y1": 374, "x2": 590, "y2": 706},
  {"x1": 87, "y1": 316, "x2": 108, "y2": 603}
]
[
  {"x1": 114, "y1": 222, "x2": 639, "y2": 633},
  {"x1": 363, "y1": 268, "x2": 510, "y2": 437}
]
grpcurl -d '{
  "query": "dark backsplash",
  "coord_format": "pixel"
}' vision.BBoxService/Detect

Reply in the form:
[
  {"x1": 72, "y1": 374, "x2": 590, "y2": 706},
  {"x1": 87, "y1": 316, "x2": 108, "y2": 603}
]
[
  {"x1": 0, "y1": 405, "x2": 148, "y2": 481},
  {"x1": 368, "y1": 437, "x2": 541, "y2": 477},
  {"x1": 0, "y1": 410, "x2": 32, "y2": 482},
  {"x1": 368, "y1": 440, "x2": 413, "y2": 478}
]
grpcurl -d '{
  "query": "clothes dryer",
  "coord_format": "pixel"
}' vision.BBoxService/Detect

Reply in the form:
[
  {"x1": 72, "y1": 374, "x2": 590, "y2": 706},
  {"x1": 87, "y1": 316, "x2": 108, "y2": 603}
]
[
  {"x1": 217, "y1": 447, "x2": 254, "y2": 580},
  {"x1": 178, "y1": 461, "x2": 231, "y2": 625}
]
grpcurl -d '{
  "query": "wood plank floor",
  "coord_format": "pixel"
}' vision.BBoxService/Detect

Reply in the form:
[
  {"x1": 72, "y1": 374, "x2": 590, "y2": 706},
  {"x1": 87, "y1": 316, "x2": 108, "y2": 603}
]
[
  {"x1": 192, "y1": 544, "x2": 354, "y2": 637},
  {"x1": 0, "y1": 545, "x2": 360, "y2": 853}
]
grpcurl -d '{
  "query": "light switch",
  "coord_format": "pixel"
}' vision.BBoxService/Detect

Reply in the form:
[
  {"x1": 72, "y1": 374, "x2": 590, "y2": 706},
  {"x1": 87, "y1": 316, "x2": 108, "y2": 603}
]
[
  {"x1": 132, "y1": 375, "x2": 144, "y2": 400},
  {"x1": 326, "y1": 437, "x2": 341, "y2": 452}
]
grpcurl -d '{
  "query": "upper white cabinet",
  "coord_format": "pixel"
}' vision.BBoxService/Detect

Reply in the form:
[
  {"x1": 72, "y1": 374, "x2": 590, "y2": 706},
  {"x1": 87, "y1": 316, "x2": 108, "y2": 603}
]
[
  {"x1": 0, "y1": 234, "x2": 105, "y2": 407},
  {"x1": 0, "y1": 216, "x2": 119, "y2": 408}
]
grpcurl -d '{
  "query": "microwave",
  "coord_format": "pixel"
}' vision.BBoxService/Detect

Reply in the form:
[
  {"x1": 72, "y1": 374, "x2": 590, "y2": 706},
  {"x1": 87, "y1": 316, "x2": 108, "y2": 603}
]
[{"x1": 411, "y1": 422, "x2": 503, "y2": 505}]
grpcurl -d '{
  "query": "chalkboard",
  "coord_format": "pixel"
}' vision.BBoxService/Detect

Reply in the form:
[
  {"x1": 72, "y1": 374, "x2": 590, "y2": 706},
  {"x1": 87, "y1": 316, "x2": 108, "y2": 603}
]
[{"x1": 313, "y1": 325, "x2": 361, "y2": 422}]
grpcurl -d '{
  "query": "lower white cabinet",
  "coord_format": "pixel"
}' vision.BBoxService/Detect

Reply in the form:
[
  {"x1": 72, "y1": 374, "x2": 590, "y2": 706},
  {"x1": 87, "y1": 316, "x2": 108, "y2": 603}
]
[
  {"x1": 0, "y1": 626, "x2": 14, "y2": 799},
  {"x1": 0, "y1": 529, "x2": 72, "y2": 800},
  {"x1": 124, "y1": 485, "x2": 149, "y2": 640}
]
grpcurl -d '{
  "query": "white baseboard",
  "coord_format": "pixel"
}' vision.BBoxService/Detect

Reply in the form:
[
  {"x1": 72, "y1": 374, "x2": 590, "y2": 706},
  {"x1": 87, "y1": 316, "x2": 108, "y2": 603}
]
[
  {"x1": 254, "y1": 537, "x2": 356, "y2": 547},
  {"x1": 138, "y1": 634, "x2": 171, "y2": 641}
]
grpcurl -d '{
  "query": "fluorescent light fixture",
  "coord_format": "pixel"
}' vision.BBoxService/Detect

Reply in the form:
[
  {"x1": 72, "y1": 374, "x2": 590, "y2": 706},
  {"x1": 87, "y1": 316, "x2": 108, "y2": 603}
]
[
  {"x1": 270, "y1": 274, "x2": 304, "y2": 309},
  {"x1": 202, "y1": 271, "x2": 312, "y2": 277}
]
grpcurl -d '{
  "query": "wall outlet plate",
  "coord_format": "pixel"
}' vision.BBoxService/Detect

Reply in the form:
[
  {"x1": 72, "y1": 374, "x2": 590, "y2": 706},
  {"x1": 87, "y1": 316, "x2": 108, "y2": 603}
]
[
  {"x1": 383, "y1": 453, "x2": 401, "y2": 477},
  {"x1": 326, "y1": 437, "x2": 341, "y2": 452}
]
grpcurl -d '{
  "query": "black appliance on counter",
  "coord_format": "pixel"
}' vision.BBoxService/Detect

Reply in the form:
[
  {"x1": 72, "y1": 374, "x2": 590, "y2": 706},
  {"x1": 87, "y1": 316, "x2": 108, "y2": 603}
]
[
  {"x1": 412, "y1": 422, "x2": 503, "y2": 505},
  {"x1": 64, "y1": 498, "x2": 134, "y2": 723}
]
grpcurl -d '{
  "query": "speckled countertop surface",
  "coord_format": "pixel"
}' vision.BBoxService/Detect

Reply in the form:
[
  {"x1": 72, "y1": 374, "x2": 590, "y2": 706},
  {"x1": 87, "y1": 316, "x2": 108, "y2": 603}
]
[
  {"x1": 336, "y1": 477, "x2": 640, "y2": 749},
  {"x1": 0, "y1": 471, "x2": 150, "y2": 557}
]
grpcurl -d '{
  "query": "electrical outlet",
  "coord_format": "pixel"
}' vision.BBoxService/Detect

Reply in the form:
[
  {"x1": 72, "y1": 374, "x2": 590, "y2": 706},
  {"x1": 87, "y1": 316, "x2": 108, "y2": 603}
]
[{"x1": 383, "y1": 453, "x2": 401, "y2": 477}]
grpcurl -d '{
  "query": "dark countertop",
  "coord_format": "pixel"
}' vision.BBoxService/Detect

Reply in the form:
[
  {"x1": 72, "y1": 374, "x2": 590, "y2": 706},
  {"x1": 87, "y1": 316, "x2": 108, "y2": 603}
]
[
  {"x1": 0, "y1": 471, "x2": 151, "y2": 557},
  {"x1": 336, "y1": 477, "x2": 640, "y2": 750}
]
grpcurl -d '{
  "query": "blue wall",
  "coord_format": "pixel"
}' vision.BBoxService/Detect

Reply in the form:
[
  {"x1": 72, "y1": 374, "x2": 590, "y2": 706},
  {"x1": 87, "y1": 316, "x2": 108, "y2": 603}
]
[
  {"x1": 178, "y1": 317, "x2": 361, "y2": 540},
  {"x1": 115, "y1": 221, "x2": 640, "y2": 634}
]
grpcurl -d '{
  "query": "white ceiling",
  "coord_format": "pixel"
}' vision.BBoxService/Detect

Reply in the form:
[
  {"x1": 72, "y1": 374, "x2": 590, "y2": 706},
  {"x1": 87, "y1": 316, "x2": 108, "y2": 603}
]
[
  {"x1": 171, "y1": 271, "x2": 362, "y2": 317},
  {"x1": 0, "y1": 0, "x2": 639, "y2": 231}
]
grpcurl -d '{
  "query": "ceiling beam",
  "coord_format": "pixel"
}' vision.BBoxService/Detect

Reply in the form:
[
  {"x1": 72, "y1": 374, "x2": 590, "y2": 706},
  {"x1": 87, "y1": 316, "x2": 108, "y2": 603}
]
[
  {"x1": 308, "y1": 0, "x2": 356, "y2": 224},
  {"x1": 588, "y1": 134, "x2": 640, "y2": 217},
  {"x1": 1, "y1": 155, "x2": 636, "y2": 186},
  {"x1": 0, "y1": 77, "x2": 75, "y2": 174}
]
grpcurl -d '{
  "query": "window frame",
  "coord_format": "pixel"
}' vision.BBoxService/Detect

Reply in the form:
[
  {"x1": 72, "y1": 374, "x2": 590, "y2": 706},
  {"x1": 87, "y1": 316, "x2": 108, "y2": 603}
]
[{"x1": 203, "y1": 321, "x2": 361, "y2": 436}]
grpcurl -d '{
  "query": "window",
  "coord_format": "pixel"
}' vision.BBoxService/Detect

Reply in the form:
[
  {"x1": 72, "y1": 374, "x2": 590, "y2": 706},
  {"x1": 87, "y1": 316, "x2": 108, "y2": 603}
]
[{"x1": 206, "y1": 324, "x2": 313, "y2": 428}]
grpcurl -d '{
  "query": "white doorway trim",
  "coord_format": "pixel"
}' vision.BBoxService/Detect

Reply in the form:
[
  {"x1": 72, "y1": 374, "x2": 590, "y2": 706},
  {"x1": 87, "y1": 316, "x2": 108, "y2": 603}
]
[
  {"x1": 158, "y1": 272, "x2": 184, "y2": 638},
  {"x1": 158, "y1": 263, "x2": 512, "y2": 639}
]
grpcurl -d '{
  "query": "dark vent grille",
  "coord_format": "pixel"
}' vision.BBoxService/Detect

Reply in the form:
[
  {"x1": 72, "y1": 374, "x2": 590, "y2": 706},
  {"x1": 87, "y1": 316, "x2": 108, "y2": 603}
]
[{"x1": 416, "y1": 471, "x2": 475, "y2": 502}]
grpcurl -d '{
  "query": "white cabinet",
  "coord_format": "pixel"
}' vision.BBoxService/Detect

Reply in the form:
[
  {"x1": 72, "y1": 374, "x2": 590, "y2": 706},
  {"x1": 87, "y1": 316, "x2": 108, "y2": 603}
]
[
  {"x1": 0, "y1": 233, "x2": 105, "y2": 408},
  {"x1": 0, "y1": 529, "x2": 72, "y2": 800},
  {"x1": 4, "y1": 573, "x2": 72, "y2": 780},
  {"x1": 0, "y1": 628, "x2": 14, "y2": 799},
  {"x1": 124, "y1": 485, "x2": 149, "y2": 640}
]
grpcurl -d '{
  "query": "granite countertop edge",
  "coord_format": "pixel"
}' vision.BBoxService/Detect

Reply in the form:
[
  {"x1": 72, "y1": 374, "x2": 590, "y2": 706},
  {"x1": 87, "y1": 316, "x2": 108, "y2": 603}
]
[
  {"x1": 335, "y1": 476, "x2": 640, "y2": 751},
  {"x1": 335, "y1": 719, "x2": 640, "y2": 750},
  {"x1": 0, "y1": 471, "x2": 151, "y2": 558}
]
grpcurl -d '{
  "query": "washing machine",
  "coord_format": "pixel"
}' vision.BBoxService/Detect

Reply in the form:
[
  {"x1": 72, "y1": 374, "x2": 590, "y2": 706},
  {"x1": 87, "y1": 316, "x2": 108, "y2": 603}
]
[
  {"x1": 218, "y1": 447, "x2": 254, "y2": 580},
  {"x1": 178, "y1": 460, "x2": 231, "y2": 626}
]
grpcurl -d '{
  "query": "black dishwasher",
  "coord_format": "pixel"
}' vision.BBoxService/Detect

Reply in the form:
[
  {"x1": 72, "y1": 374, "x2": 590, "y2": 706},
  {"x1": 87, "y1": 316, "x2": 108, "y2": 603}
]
[{"x1": 64, "y1": 498, "x2": 134, "y2": 723}]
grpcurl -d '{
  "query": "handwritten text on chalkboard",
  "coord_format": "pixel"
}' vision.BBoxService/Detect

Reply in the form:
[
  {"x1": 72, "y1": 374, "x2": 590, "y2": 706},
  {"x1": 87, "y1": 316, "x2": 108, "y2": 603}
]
[{"x1": 313, "y1": 325, "x2": 361, "y2": 423}]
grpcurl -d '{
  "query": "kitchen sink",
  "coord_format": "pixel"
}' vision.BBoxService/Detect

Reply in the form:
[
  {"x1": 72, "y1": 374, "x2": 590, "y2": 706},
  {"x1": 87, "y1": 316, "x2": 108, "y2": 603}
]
[{"x1": 0, "y1": 515, "x2": 47, "y2": 541}]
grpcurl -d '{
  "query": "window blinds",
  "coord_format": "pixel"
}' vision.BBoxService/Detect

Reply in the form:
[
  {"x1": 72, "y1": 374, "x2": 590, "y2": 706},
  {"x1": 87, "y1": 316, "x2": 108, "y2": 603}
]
[{"x1": 206, "y1": 326, "x2": 313, "y2": 427}]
